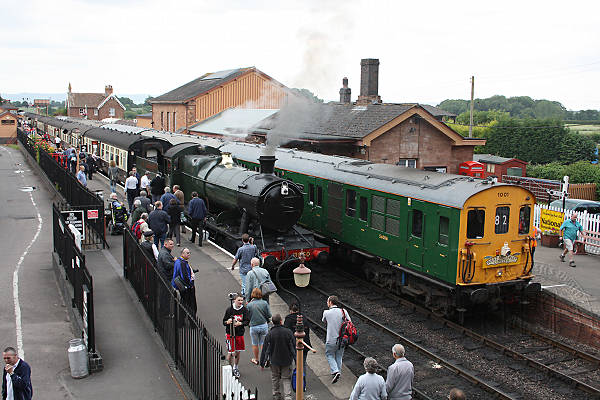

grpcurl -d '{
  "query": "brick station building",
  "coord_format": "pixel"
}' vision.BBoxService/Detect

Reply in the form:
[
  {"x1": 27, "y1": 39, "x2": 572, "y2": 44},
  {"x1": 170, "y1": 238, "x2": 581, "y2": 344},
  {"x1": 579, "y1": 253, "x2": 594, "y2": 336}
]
[
  {"x1": 251, "y1": 59, "x2": 485, "y2": 174},
  {"x1": 66, "y1": 83, "x2": 125, "y2": 120},
  {"x1": 149, "y1": 67, "x2": 288, "y2": 133},
  {"x1": 0, "y1": 103, "x2": 18, "y2": 144}
]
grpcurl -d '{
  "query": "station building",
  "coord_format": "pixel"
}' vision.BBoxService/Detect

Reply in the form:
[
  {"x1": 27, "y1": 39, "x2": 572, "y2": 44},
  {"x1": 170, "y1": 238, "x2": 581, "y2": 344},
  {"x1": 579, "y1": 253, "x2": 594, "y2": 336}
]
[
  {"x1": 0, "y1": 110, "x2": 18, "y2": 144},
  {"x1": 66, "y1": 83, "x2": 125, "y2": 120},
  {"x1": 473, "y1": 154, "x2": 528, "y2": 182},
  {"x1": 149, "y1": 67, "x2": 288, "y2": 133}
]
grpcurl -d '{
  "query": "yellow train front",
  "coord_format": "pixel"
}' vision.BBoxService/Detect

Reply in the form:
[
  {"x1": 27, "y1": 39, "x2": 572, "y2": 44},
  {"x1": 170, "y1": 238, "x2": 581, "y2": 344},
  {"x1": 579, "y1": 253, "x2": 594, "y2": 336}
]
[{"x1": 454, "y1": 183, "x2": 541, "y2": 314}]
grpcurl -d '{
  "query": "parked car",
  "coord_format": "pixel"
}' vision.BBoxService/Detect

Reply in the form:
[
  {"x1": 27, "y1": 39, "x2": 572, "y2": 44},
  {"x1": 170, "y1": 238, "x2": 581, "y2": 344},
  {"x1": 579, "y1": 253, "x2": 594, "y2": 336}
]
[{"x1": 549, "y1": 199, "x2": 600, "y2": 215}]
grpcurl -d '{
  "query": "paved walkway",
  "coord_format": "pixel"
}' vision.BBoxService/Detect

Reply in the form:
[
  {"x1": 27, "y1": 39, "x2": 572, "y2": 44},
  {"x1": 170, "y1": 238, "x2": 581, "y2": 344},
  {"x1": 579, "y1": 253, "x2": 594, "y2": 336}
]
[{"x1": 532, "y1": 244, "x2": 600, "y2": 316}]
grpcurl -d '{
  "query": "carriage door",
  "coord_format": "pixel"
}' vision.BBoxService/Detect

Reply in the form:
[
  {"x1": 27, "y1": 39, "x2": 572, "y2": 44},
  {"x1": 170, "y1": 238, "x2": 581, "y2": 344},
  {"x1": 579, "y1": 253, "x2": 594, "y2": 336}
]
[
  {"x1": 406, "y1": 200, "x2": 425, "y2": 272},
  {"x1": 325, "y1": 182, "x2": 344, "y2": 239},
  {"x1": 424, "y1": 207, "x2": 452, "y2": 280},
  {"x1": 305, "y1": 178, "x2": 326, "y2": 232}
]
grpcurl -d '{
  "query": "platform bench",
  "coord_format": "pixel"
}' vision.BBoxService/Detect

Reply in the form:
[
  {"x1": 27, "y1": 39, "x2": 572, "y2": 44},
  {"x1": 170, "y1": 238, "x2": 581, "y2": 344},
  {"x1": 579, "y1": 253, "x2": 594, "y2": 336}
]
[{"x1": 574, "y1": 230, "x2": 600, "y2": 255}]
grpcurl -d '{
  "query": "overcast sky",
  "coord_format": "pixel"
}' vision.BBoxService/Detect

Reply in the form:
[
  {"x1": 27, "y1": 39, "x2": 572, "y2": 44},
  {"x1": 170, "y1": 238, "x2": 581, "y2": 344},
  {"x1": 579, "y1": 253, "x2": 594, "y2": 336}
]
[{"x1": 2, "y1": 0, "x2": 600, "y2": 110}]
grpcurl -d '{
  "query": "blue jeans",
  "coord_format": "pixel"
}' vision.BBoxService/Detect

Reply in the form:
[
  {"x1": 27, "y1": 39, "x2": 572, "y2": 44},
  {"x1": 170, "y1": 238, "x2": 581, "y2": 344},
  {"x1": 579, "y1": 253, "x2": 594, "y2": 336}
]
[
  {"x1": 325, "y1": 343, "x2": 344, "y2": 374},
  {"x1": 240, "y1": 272, "x2": 248, "y2": 297},
  {"x1": 249, "y1": 323, "x2": 268, "y2": 346},
  {"x1": 110, "y1": 181, "x2": 117, "y2": 194},
  {"x1": 154, "y1": 232, "x2": 166, "y2": 249}
]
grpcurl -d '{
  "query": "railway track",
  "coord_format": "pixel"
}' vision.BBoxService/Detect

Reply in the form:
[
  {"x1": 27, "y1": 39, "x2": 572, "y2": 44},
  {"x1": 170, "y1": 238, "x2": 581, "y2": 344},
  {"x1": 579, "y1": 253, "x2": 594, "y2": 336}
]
[{"x1": 276, "y1": 264, "x2": 600, "y2": 399}]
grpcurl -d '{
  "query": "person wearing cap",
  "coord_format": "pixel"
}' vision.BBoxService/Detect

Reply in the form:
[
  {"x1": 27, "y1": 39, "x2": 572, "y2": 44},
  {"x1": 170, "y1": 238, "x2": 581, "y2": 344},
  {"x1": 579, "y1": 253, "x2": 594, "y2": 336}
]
[{"x1": 140, "y1": 230, "x2": 159, "y2": 261}]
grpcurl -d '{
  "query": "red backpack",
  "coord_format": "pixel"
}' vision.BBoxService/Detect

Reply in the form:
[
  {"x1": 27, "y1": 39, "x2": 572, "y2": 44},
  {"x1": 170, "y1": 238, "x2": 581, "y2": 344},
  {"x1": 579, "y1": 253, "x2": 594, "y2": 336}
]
[
  {"x1": 337, "y1": 309, "x2": 358, "y2": 348},
  {"x1": 131, "y1": 220, "x2": 143, "y2": 240}
]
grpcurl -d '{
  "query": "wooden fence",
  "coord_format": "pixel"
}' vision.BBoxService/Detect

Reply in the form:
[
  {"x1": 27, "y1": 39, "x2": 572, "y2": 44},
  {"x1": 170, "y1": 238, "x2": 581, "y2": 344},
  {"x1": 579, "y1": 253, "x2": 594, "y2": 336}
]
[{"x1": 503, "y1": 176, "x2": 597, "y2": 201}]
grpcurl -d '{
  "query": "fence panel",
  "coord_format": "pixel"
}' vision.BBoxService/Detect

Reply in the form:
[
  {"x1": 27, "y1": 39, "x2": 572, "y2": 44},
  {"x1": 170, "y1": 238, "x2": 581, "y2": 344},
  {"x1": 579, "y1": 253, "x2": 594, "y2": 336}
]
[
  {"x1": 52, "y1": 204, "x2": 96, "y2": 352},
  {"x1": 123, "y1": 228, "x2": 225, "y2": 399},
  {"x1": 569, "y1": 183, "x2": 597, "y2": 201}
]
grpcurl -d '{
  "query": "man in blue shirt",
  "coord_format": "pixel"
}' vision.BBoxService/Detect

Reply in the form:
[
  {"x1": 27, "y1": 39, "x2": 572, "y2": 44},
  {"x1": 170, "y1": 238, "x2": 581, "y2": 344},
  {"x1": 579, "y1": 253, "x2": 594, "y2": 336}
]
[
  {"x1": 188, "y1": 191, "x2": 207, "y2": 246},
  {"x1": 559, "y1": 213, "x2": 583, "y2": 267},
  {"x1": 76, "y1": 165, "x2": 87, "y2": 187},
  {"x1": 172, "y1": 248, "x2": 196, "y2": 315},
  {"x1": 231, "y1": 234, "x2": 258, "y2": 298}
]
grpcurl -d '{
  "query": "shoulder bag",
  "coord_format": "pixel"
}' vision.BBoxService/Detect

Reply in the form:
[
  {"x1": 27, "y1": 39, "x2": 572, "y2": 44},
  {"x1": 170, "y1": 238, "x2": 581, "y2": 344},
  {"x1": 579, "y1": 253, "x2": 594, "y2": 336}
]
[{"x1": 252, "y1": 269, "x2": 277, "y2": 296}]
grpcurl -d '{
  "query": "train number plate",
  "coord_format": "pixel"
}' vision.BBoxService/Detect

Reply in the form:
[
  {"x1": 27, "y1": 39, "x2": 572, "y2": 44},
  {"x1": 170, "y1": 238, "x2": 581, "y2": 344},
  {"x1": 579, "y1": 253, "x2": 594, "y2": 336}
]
[{"x1": 483, "y1": 253, "x2": 521, "y2": 267}]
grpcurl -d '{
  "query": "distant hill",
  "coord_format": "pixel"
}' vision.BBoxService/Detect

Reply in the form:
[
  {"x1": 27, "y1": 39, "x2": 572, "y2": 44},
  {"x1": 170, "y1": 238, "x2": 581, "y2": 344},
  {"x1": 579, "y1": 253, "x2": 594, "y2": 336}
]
[{"x1": 2, "y1": 93, "x2": 151, "y2": 105}]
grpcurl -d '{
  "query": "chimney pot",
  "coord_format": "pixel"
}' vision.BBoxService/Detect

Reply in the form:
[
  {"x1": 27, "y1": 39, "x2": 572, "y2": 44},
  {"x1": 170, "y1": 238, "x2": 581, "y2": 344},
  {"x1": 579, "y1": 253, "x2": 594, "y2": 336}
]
[
  {"x1": 339, "y1": 77, "x2": 352, "y2": 103},
  {"x1": 104, "y1": 85, "x2": 113, "y2": 96},
  {"x1": 357, "y1": 58, "x2": 381, "y2": 105}
]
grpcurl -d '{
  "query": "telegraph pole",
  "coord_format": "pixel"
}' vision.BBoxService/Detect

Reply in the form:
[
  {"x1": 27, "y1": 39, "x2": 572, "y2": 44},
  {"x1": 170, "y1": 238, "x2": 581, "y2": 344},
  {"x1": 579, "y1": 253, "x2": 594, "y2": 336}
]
[{"x1": 469, "y1": 76, "x2": 475, "y2": 138}]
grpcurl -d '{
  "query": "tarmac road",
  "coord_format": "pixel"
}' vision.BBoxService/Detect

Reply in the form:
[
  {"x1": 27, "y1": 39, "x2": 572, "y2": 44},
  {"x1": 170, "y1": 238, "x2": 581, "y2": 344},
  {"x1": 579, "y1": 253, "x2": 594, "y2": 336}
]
[{"x1": 0, "y1": 145, "x2": 73, "y2": 399}]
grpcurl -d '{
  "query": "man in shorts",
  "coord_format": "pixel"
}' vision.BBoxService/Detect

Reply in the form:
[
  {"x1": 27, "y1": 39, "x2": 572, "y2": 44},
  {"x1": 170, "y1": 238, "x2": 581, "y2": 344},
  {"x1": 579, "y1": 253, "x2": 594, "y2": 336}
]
[
  {"x1": 222, "y1": 294, "x2": 250, "y2": 378},
  {"x1": 560, "y1": 213, "x2": 583, "y2": 268}
]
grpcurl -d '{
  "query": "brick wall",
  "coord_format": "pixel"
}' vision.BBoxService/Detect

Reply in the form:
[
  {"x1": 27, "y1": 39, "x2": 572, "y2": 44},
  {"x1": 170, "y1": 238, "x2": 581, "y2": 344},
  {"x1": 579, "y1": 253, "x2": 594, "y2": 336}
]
[
  {"x1": 151, "y1": 104, "x2": 187, "y2": 132},
  {"x1": 0, "y1": 114, "x2": 17, "y2": 143},
  {"x1": 136, "y1": 117, "x2": 152, "y2": 129},
  {"x1": 98, "y1": 98, "x2": 124, "y2": 120}
]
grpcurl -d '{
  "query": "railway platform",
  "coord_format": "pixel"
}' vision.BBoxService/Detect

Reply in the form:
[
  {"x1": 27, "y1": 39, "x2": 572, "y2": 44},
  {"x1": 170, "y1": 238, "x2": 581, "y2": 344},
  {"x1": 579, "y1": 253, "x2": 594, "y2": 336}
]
[{"x1": 88, "y1": 172, "x2": 356, "y2": 399}]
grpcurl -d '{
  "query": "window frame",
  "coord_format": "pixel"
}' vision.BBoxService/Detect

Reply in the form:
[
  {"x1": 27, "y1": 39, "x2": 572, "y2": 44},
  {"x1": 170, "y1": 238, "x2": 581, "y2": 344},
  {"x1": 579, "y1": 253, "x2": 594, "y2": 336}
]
[
  {"x1": 438, "y1": 216, "x2": 450, "y2": 246},
  {"x1": 495, "y1": 206, "x2": 510, "y2": 234},
  {"x1": 346, "y1": 189, "x2": 357, "y2": 217},
  {"x1": 467, "y1": 208, "x2": 486, "y2": 239}
]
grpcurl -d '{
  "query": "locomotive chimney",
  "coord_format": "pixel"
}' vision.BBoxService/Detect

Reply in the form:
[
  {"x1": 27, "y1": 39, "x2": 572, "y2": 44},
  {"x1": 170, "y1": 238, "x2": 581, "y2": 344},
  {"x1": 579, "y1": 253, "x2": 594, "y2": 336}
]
[
  {"x1": 220, "y1": 152, "x2": 233, "y2": 168},
  {"x1": 259, "y1": 155, "x2": 276, "y2": 175},
  {"x1": 356, "y1": 58, "x2": 381, "y2": 105},
  {"x1": 339, "y1": 77, "x2": 351, "y2": 103}
]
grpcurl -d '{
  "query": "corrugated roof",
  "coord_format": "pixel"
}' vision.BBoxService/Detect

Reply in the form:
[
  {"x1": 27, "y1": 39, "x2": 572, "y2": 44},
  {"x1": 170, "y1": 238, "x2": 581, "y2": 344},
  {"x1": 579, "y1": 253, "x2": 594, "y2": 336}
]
[
  {"x1": 474, "y1": 154, "x2": 514, "y2": 164},
  {"x1": 188, "y1": 108, "x2": 279, "y2": 137},
  {"x1": 150, "y1": 68, "x2": 251, "y2": 103},
  {"x1": 137, "y1": 113, "x2": 152, "y2": 118}
]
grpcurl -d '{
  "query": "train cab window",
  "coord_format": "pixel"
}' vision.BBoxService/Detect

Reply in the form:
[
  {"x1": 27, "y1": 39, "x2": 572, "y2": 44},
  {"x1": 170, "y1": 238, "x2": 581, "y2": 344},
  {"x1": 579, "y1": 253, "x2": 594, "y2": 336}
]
[
  {"x1": 346, "y1": 189, "x2": 357, "y2": 217},
  {"x1": 317, "y1": 186, "x2": 323, "y2": 207},
  {"x1": 411, "y1": 210, "x2": 423, "y2": 238},
  {"x1": 467, "y1": 209, "x2": 485, "y2": 239},
  {"x1": 495, "y1": 206, "x2": 510, "y2": 234},
  {"x1": 309, "y1": 184, "x2": 315, "y2": 204},
  {"x1": 439, "y1": 217, "x2": 449, "y2": 246},
  {"x1": 518, "y1": 206, "x2": 530, "y2": 235},
  {"x1": 359, "y1": 197, "x2": 368, "y2": 221}
]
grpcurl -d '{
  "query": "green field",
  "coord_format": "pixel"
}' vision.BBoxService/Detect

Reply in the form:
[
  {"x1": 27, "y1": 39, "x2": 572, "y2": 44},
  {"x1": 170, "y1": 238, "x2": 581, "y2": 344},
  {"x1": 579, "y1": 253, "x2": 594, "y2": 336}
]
[{"x1": 566, "y1": 123, "x2": 600, "y2": 135}]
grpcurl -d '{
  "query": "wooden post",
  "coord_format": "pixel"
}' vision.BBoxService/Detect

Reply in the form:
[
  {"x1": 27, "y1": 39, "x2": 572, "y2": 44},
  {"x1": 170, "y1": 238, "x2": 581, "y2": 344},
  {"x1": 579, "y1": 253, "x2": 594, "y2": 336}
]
[
  {"x1": 469, "y1": 76, "x2": 475, "y2": 138},
  {"x1": 295, "y1": 315, "x2": 305, "y2": 400}
]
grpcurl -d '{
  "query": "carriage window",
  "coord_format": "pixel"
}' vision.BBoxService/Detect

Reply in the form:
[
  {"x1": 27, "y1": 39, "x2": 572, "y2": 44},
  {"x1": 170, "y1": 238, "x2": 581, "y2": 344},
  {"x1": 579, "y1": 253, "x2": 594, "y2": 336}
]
[
  {"x1": 411, "y1": 210, "x2": 423, "y2": 238},
  {"x1": 371, "y1": 213, "x2": 385, "y2": 231},
  {"x1": 467, "y1": 209, "x2": 485, "y2": 239},
  {"x1": 372, "y1": 195, "x2": 385, "y2": 213},
  {"x1": 495, "y1": 206, "x2": 510, "y2": 234},
  {"x1": 359, "y1": 197, "x2": 368, "y2": 221},
  {"x1": 317, "y1": 186, "x2": 323, "y2": 207},
  {"x1": 309, "y1": 184, "x2": 315, "y2": 203},
  {"x1": 518, "y1": 206, "x2": 530, "y2": 234},
  {"x1": 386, "y1": 217, "x2": 400, "y2": 236},
  {"x1": 387, "y1": 199, "x2": 401, "y2": 217},
  {"x1": 346, "y1": 189, "x2": 356, "y2": 217},
  {"x1": 439, "y1": 217, "x2": 449, "y2": 246}
]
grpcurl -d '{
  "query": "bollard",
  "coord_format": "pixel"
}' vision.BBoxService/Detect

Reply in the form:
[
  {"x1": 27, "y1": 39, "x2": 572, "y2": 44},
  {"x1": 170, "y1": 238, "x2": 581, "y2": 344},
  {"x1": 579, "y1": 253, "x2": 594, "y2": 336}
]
[{"x1": 68, "y1": 338, "x2": 89, "y2": 378}]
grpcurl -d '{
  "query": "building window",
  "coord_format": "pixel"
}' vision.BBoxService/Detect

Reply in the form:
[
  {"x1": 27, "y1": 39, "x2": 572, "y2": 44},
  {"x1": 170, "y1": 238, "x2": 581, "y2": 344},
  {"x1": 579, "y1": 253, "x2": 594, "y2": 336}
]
[
  {"x1": 166, "y1": 112, "x2": 170, "y2": 131},
  {"x1": 109, "y1": 108, "x2": 115, "y2": 117},
  {"x1": 94, "y1": 109, "x2": 98, "y2": 116},
  {"x1": 467, "y1": 209, "x2": 485, "y2": 239},
  {"x1": 486, "y1": 164, "x2": 495, "y2": 173},
  {"x1": 397, "y1": 159, "x2": 417, "y2": 168},
  {"x1": 1, "y1": 119, "x2": 15, "y2": 125},
  {"x1": 161, "y1": 112, "x2": 164, "y2": 129},
  {"x1": 173, "y1": 111, "x2": 176, "y2": 131},
  {"x1": 79, "y1": 108, "x2": 85, "y2": 116}
]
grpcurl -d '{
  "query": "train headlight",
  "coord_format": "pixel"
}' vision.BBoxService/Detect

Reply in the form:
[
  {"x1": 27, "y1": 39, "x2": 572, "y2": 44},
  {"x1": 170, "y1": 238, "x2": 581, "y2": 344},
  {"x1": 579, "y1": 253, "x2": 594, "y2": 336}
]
[
  {"x1": 281, "y1": 181, "x2": 289, "y2": 196},
  {"x1": 501, "y1": 242, "x2": 511, "y2": 256},
  {"x1": 496, "y1": 269, "x2": 503, "y2": 277}
]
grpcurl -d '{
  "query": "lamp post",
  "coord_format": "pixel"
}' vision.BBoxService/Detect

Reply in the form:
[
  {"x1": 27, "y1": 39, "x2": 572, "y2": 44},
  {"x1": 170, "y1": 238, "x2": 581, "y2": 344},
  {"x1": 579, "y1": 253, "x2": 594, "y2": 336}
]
[{"x1": 273, "y1": 256, "x2": 312, "y2": 400}]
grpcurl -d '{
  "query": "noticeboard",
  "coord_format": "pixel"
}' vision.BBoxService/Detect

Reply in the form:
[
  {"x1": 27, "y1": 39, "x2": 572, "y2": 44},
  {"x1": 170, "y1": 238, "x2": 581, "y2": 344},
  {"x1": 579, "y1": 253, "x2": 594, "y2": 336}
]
[
  {"x1": 540, "y1": 208, "x2": 564, "y2": 234},
  {"x1": 61, "y1": 210, "x2": 85, "y2": 240}
]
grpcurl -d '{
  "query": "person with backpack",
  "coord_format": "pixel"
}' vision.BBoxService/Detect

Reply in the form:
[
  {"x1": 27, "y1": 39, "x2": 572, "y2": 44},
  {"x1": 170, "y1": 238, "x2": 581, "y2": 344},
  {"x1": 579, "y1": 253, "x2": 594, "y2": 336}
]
[
  {"x1": 131, "y1": 212, "x2": 148, "y2": 242},
  {"x1": 244, "y1": 257, "x2": 275, "y2": 304},
  {"x1": 322, "y1": 295, "x2": 352, "y2": 384}
]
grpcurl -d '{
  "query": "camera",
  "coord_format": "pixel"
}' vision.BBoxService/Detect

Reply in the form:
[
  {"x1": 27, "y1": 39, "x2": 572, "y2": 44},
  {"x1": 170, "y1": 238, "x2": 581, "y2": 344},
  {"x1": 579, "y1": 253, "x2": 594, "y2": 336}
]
[{"x1": 228, "y1": 292, "x2": 238, "y2": 300}]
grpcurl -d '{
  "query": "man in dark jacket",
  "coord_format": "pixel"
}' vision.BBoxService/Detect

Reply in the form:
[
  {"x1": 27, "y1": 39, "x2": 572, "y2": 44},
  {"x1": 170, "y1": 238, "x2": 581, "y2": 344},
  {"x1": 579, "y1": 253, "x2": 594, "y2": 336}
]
[
  {"x1": 2, "y1": 347, "x2": 32, "y2": 400},
  {"x1": 148, "y1": 201, "x2": 170, "y2": 248},
  {"x1": 157, "y1": 239, "x2": 175, "y2": 280},
  {"x1": 172, "y1": 248, "x2": 196, "y2": 316},
  {"x1": 260, "y1": 314, "x2": 296, "y2": 400},
  {"x1": 140, "y1": 230, "x2": 158, "y2": 261},
  {"x1": 188, "y1": 192, "x2": 207, "y2": 246},
  {"x1": 284, "y1": 303, "x2": 311, "y2": 367},
  {"x1": 134, "y1": 190, "x2": 153, "y2": 213},
  {"x1": 160, "y1": 187, "x2": 177, "y2": 214},
  {"x1": 149, "y1": 174, "x2": 166, "y2": 203}
]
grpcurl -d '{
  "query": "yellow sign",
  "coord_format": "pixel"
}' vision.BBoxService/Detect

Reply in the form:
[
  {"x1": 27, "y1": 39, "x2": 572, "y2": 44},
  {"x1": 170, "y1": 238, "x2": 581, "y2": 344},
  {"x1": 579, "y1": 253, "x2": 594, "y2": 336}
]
[
  {"x1": 483, "y1": 253, "x2": 520, "y2": 268},
  {"x1": 540, "y1": 208, "x2": 564, "y2": 233}
]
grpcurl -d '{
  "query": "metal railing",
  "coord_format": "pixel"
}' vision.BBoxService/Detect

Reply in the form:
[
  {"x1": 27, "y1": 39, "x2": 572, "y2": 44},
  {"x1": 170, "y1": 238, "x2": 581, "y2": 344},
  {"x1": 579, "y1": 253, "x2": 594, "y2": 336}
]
[
  {"x1": 122, "y1": 228, "x2": 225, "y2": 399},
  {"x1": 52, "y1": 204, "x2": 96, "y2": 353},
  {"x1": 18, "y1": 129, "x2": 107, "y2": 248}
]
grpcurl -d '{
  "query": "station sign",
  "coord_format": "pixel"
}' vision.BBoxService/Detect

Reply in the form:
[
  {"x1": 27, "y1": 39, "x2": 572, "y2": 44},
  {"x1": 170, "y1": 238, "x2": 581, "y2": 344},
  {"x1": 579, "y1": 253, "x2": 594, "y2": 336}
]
[
  {"x1": 540, "y1": 208, "x2": 564, "y2": 234},
  {"x1": 61, "y1": 210, "x2": 85, "y2": 240}
]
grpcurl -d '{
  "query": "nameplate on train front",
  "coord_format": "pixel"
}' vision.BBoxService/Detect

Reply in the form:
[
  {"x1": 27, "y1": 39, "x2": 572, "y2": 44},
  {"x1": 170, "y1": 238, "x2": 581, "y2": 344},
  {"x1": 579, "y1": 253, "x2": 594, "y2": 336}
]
[{"x1": 483, "y1": 253, "x2": 520, "y2": 267}]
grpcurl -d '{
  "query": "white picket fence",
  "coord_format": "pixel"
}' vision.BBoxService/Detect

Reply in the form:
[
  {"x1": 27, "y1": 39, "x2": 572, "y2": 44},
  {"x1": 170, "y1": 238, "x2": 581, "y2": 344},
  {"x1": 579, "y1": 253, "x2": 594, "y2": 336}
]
[
  {"x1": 534, "y1": 203, "x2": 600, "y2": 255},
  {"x1": 222, "y1": 366, "x2": 256, "y2": 400}
]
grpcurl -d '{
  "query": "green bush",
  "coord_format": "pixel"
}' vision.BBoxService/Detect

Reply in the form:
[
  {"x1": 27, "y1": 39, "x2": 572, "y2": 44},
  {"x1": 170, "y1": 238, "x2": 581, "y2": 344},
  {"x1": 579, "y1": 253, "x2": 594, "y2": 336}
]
[{"x1": 527, "y1": 161, "x2": 600, "y2": 198}]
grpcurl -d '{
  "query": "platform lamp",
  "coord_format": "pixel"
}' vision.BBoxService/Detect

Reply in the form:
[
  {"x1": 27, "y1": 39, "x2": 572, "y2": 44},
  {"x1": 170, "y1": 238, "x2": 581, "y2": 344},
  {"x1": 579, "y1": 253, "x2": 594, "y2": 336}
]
[{"x1": 274, "y1": 256, "x2": 312, "y2": 400}]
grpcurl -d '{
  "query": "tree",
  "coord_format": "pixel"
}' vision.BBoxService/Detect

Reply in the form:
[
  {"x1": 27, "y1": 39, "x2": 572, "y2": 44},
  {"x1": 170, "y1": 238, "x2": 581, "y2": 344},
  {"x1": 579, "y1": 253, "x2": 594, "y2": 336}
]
[
  {"x1": 437, "y1": 99, "x2": 469, "y2": 115},
  {"x1": 117, "y1": 96, "x2": 135, "y2": 109},
  {"x1": 144, "y1": 96, "x2": 154, "y2": 106},
  {"x1": 534, "y1": 100, "x2": 566, "y2": 119}
]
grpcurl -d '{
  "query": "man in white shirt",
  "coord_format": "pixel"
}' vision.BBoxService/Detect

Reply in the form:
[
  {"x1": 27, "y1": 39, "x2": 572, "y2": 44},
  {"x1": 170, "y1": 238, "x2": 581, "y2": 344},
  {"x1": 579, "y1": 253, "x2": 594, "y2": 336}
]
[
  {"x1": 140, "y1": 171, "x2": 151, "y2": 192},
  {"x1": 124, "y1": 171, "x2": 139, "y2": 213},
  {"x1": 2, "y1": 346, "x2": 32, "y2": 400}
]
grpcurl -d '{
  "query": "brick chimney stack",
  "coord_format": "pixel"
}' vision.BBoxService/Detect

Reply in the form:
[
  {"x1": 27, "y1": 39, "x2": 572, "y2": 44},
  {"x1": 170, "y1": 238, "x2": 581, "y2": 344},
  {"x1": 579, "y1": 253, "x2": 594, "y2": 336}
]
[
  {"x1": 356, "y1": 58, "x2": 381, "y2": 105},
  {"x1": 339, "y1": 77, "x2": 351, "y2": 103},
  {"x1": 104, "y1": 85, "x2": 113, "y2": 96}
]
